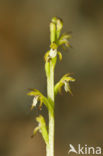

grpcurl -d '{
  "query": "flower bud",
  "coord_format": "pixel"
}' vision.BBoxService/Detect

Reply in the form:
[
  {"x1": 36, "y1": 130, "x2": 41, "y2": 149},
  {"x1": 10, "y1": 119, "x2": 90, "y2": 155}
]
[
  {"x1": 50, "y1": 22, "x2": 56, "y2": 43},
  {"x1": 51, "y1": 17, "x2": 57, "y2": 24},
  {"x1": 56, "y1": 18, "x2": 63, "y2": 39}
]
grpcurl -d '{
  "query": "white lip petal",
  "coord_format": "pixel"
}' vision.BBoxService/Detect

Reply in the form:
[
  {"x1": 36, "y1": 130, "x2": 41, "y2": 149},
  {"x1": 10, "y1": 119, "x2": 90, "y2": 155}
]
[
  {"x1": 64, "y1": 81, "x2": 69, "y2": 92},
  {"x1": 49, "y1": 49, "x2": 57, "y2": 58},
  {"x1": 38, "y1": 123, "x2": 42, "y2": 133},
  {"x1": 32, "y1": 96, "x2": 38, "y2": 107}
]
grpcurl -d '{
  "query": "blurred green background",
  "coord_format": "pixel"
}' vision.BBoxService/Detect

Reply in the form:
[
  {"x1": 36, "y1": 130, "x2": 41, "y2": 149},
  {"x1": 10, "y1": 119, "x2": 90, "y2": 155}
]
[{"x1": 0, "y1": 0, "x2": 103, "y2": 156}]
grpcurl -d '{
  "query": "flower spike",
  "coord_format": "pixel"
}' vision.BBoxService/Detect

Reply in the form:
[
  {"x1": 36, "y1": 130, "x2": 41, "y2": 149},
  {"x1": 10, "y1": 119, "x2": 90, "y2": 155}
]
[{"x1": 27, "y1": 17, "x2": 76, "y2": 156}]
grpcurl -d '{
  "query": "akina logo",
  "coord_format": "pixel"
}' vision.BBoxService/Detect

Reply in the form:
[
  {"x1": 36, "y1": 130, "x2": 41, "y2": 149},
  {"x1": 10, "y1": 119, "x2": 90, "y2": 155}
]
[{"x1": 68, "y1": 144, "x2": 102, "y2": 155}]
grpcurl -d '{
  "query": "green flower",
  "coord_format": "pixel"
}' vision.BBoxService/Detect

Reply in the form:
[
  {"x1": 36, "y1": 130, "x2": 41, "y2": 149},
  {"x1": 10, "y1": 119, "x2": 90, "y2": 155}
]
[
  {"x1": 58, "y1": 33, "x2": 71, "y2": 47},
  {"x1": 54, "y1": 73, "x2": 76, "y2": 95},
  {"x1": 32, "y1": 115, "x2": 49, "y2": 145},
  {"x1": 27, "y1": 89, "x2": 53, "y2": 115}
]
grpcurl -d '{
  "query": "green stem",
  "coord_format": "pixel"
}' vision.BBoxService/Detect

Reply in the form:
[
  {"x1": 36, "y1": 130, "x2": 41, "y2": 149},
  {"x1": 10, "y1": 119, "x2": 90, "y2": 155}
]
[
  {"x1": 46, "y1": 17, "x2": 56, "y2": 156},
  {"x1": 47, "y1": 60, "x2": 55, "y2": 156}
]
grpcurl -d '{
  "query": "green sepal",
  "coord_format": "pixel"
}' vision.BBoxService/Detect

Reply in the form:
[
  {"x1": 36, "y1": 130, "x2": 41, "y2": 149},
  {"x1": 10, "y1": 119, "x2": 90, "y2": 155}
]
[
  {"x1": 54, "y1": 80, "x2": 63, "y2": 95},
  {"x1": 44, "y1": 51, "x2": 50, "y2": 62},
  {"x1": 57, "y1": 51, "x2": 62, "y2": 61},
  {"x1": 60, "y1": 33, "x2": 71, "y2": 40},
  {"x1": 31, "y1": 126, "x2": 40, "y2": 138}
]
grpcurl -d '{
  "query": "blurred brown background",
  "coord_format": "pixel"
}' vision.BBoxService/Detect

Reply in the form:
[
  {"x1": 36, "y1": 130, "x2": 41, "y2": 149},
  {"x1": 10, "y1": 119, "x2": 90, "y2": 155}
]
[{"x1": 0, "y1": 0, "x2": 103, "y2": 156}]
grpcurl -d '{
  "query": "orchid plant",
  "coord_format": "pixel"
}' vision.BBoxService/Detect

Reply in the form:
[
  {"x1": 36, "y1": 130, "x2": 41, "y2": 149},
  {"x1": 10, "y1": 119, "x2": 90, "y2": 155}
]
[{"x1": 27, "y1": 17, "x2": 75, "y2": 156}]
